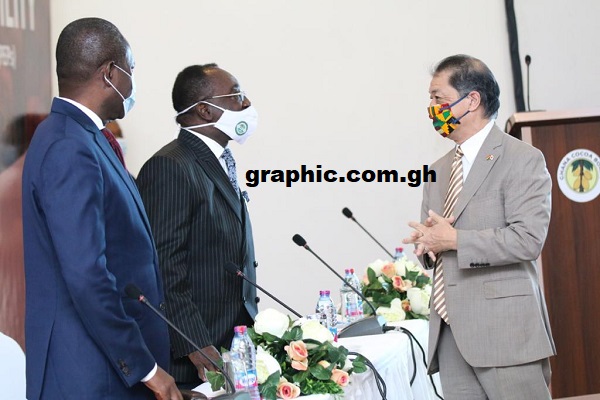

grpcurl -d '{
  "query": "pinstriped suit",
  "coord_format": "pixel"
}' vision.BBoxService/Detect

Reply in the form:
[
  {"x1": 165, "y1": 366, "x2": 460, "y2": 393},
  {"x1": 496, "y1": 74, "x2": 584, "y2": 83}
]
[
  {"x1": 136, "y1": 129, "x2": 258, "y2": 384},
  {"x1": 421, "y1": 126, "x2": 555, "y2": 396}
]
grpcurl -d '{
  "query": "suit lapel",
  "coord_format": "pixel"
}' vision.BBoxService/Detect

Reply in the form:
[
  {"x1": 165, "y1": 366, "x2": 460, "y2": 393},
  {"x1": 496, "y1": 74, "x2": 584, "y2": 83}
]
[
  {"x1": 179, "y1": 130, "x2": 243, "y2": 222},
  {"x1": 453, "y1": 126, "x2": 503, "y2": 221}
]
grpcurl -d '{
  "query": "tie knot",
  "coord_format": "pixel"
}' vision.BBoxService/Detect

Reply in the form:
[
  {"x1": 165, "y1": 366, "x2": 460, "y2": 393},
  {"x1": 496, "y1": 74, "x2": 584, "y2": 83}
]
[{"x1": 454, "y1": 146, "x2": 464, "y2": 160}]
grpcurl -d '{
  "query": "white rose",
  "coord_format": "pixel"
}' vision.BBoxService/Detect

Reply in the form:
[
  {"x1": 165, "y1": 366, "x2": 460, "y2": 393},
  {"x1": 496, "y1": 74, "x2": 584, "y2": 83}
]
[
  {"x1": 407, "y1": 287, "x2": 431, "y2": 315},
  {"x1": 254, "y1": 308, "x2": 291, "y2": 338},
  {"x1": 376, "y1": 298, "x2": 406, "y2": 322},
  {"x1": 393, "y1": 259, "x2": 408, "y2": 277},
  {"x1": 301, "y1": 320, "x2": 334, "y2": 345},
  {"x1": 256, "y1": 346, "x2": 281, "y2": 384}
]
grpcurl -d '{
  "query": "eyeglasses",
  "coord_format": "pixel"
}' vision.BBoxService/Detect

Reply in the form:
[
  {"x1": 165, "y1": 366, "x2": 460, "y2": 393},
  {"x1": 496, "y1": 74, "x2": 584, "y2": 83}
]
[{"x1": 204, "y1": 91, "x2": 246, "y2": 103}]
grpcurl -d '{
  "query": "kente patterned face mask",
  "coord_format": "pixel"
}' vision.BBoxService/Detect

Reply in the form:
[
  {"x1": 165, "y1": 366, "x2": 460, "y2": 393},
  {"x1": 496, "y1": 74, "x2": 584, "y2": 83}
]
[{"x1": 428, "y1": 95, "x2": 469, "y2": 137}]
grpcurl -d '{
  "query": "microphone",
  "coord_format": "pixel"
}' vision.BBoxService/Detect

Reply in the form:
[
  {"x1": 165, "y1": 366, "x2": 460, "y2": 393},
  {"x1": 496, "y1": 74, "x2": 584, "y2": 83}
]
[
  {"x1": 124, "y1": 285, "x2": 249, "y2": 400},
  {"x1": 525, "y1": 54, "x2": 531, "y2": 112},
  {"x1": 224, "y1": 262, "x2": 302, "y2": 318},
  {"x1": 292, "y1": 234, "x2": 385, "y2": 338},
  {"x1": 342, "y1": 207, "x2": 394, "y2": 259}
]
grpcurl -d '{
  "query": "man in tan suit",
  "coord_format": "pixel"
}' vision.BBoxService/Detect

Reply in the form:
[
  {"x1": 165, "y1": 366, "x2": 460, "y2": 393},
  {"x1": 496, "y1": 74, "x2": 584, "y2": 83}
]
[{"x1": 404, "y1": 54, "x2": 555, "y2": 399}]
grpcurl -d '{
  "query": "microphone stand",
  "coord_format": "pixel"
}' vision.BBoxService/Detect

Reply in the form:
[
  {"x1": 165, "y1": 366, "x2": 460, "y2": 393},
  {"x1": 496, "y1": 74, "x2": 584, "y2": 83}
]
[
  {"x1": 125, "y1": 285, "x2": 246, "y2": 399},
  {"x1": 342, "y1": 208, "x2": 394, "y2": 259},
  {"x1": 224, "y1": 263, "x2": 302, "y2": 318}
]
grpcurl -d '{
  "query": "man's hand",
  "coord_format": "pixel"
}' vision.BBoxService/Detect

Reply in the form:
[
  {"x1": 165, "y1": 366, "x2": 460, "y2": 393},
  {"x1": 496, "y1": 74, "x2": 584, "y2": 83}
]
[
  {"x1": 403, "y1": 210, "x2": 457, "y2": 259},
  {"x1": 144, "y1": 366, "x2": 183, "y2": 400},
  {"x1": 189, "y1": 346, "x2": 221, "y2": 381}
]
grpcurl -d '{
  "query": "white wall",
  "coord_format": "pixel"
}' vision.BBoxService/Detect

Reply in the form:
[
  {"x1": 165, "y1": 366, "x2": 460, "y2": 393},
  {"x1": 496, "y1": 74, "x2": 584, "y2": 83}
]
[{"x1": 50, "y1": 0, "x2": 600, "y2": 316}]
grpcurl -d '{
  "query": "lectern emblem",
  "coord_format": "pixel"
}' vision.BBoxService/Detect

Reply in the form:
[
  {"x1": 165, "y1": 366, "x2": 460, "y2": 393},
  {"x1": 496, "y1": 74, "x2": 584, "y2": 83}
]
[{"x1": 557, "y1": 148, "x2": 600, "y2": 203}]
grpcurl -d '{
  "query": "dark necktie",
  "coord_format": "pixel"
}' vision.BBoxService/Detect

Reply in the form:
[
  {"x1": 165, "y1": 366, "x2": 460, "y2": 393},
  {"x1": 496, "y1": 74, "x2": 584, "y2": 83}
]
[
  {"x1": 220, "y1": 147, "x2": 240, "y2": 197},
  {"x1": 101, "y1": 127, "x2": 126, "y2": 168},
  {"x1": 432, "y1": 145, "x2": 464, "y2": 324}
]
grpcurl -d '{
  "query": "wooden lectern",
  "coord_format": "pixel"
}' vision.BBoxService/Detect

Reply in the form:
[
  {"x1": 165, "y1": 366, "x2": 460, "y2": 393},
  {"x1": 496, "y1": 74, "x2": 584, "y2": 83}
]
[{"x1": 506, "y1": 109, "x2": 600, "y2": 399}]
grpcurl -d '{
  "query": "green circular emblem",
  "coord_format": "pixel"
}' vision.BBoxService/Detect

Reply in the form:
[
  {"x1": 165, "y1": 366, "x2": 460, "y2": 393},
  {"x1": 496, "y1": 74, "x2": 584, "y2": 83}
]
[{"x1": 235, "y1": 121, "x2": 248, "y2": 136}]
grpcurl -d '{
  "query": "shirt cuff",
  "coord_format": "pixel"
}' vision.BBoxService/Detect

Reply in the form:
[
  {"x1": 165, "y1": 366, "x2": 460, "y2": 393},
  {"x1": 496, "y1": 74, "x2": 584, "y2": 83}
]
[{"x1": 140, "y1": 363, "x2": 158, "y2": 382}]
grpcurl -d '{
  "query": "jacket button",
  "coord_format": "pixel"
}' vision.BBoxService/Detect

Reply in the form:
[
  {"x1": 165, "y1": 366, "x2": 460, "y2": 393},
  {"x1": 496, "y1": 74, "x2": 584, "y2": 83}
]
[
  {"x1": 159, "y1": 302, "x2": 166, "y2": 311},
  {"x1": 253, "y1": 261, "x2": 258, "y2": 268},
  {"x1": 255, "y1": 296, "x2": 260, "y2": 303}
]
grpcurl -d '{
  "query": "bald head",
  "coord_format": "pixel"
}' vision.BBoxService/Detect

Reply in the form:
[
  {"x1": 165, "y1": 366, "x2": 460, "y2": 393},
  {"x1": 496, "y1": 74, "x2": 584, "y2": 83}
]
[{"x1": 56, "y1": 18, "x2": 129, "y2": 87}]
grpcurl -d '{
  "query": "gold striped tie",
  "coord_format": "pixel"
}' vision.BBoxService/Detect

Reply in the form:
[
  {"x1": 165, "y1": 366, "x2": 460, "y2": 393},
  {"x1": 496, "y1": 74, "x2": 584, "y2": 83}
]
[{"x1": 432, "y1": 145, "x2": 464, "y2": 324}]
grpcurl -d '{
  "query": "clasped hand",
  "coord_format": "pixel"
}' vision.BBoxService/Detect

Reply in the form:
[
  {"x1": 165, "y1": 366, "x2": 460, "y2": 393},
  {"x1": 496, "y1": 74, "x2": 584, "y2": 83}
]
[{"x1": 402, "y1": 210, "x2": 457, "y2": 261}]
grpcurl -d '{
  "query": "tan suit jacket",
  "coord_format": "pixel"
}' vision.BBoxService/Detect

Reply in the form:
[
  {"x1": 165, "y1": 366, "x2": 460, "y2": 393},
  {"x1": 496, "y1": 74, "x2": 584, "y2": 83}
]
[{"x1": 421, "y1": 125, "x2": 556, "y2": 373}]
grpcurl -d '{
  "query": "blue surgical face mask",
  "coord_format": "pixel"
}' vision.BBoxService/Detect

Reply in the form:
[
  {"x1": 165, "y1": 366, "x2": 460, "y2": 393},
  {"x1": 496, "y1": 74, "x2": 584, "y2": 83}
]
[{"x1": 104, "y1": 64, "x2": 136, "y2": 116}]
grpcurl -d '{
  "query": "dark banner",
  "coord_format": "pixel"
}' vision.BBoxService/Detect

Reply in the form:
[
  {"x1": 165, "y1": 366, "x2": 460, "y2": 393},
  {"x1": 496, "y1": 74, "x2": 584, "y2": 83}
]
[{"x1": 0, "y1": 0, "x2": 51, "y2": 349}]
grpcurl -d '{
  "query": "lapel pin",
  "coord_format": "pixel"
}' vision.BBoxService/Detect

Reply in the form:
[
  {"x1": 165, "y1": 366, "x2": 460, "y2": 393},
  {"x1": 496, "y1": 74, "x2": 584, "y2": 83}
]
[{"x1": 486, "y1": 154, "x2": 494, "y2": 161}]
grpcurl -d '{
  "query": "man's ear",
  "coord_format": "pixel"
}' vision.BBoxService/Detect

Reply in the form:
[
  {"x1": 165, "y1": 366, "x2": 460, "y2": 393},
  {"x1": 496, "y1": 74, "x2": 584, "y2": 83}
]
[
  {"x1": 195, "y1": 103, "x2": 214, "y2": 122},
  {"x1": 467, "y1": 91, "x2": 482, "y2": 112},
  {"x1": 100, "y1": 61, "x2": 115, "y2": 85}
]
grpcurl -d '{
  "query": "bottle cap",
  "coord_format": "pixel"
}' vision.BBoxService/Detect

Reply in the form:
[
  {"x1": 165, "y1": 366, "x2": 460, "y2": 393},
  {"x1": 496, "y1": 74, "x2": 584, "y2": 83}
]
[
  {"x1": 350, "y1": 268, "x2": 355, "y2": 273},
  {"x1": 344, "y1": 268, "x2": 351, "y2": 274},
  {"x1": 234, "y1": 325, "x2": 247, "y2": 334},
  {"x1": 395, "y1": 247, "x2": 404, "y2": 253}
]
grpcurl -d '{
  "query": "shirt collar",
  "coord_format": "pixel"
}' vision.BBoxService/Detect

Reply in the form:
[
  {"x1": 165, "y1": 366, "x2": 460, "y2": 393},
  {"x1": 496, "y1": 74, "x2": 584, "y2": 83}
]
[
  {"x1": 182, "y1": 128, "x2": 228, "y2": 159},
  {"x1": 458, "y1": 119, "x2": 495, "y2": 165},
  {"x1": 56, "y1": 97, "x2": 104, "y2": 130}
]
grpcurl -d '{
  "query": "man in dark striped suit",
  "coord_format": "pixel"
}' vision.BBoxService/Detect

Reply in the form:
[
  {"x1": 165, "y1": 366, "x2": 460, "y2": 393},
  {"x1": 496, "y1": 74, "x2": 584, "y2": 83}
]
[{"x1": 137, "y1": 64, "x2": 259, "y2": 388}]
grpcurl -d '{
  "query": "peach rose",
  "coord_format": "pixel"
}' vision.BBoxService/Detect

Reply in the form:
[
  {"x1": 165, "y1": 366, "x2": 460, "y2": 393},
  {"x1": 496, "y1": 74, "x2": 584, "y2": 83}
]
[
  {"x1": 318, "y1": 360, "x2": 331, "y2": 369},
  {"x1": 277, "y1": 380, "x2": 301, "y2": 399},
  {"x1": 331, "y1": 368, "x2": 349, "y2": 386},
  {"x1": 401, "y1": 299, "x2": 411, "y2": 312},
  {"x1": 291, "y1": 358, "x2": 308, "y2": 371},
  {"x1": 381, "y1": 262, "x2": 396, "y2": 278},
  {"x1": 285, "y1": 340, "x2": 308, "y2": 361}
]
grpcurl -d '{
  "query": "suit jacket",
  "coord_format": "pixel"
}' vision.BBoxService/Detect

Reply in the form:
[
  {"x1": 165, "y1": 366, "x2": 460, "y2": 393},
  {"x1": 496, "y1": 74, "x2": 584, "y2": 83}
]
[
  {"x1": 421, "y1": 125, "x2": 556, "y2": 373},
  {"x1": 136, "y1": 129, "x2": 258, "y2": 383},
  {"x1": 21, "y1": 98, "x2": 170, "y2": 399}
]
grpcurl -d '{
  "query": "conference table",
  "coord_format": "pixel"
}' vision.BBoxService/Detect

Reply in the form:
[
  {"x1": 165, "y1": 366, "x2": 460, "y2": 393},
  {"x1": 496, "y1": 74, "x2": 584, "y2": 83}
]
[
  {"x1": 197, "y1": 319, "x2": 443, "y2": 400},
  {"x1": 339, "y1": 319, "x2": 443, "y2": 400}
]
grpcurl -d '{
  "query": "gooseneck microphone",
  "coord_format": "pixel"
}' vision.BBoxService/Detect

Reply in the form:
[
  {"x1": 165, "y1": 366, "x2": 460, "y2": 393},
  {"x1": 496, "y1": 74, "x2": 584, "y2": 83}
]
[
  {"x1": 292, "y1": 234, "x2": 384, "y2": 338},
  {"x1": 525, "y1": 54, "x2": 532, "y2": 112},
  {"x1": 342, "y1": 207, "x2": 394, "y2": 259},
  {"x1": 292, "y1": 234, "x2": 377, "y2": 316},
  {"x1": 124, "y1": 284, "x2": 245, "y2": 399},
  {"x1": 224, "y1": 262, "x2": 302, "y2": 318}
]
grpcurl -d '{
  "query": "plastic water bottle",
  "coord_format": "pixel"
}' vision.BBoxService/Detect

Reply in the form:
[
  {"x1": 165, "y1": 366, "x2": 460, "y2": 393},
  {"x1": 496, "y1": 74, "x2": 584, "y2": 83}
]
[
  {"x1": 349, "y1": 268, "x2": 364, "y2": 320},
  {"x1": 316, "y1": 290, "x2": 338, "y2": 341},
  {"x1": 340, "y1": 269, "x2": 361, "y2": 323},
  {"x1": 229, "y1": 325, "x2": 260, "y2": 399},
  {"x1": 393, "y1": 246, "x2": 405, "y2": 261}
]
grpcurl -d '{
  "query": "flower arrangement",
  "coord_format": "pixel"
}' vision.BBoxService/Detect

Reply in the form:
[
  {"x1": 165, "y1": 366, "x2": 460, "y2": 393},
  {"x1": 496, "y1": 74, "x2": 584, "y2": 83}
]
[
  {"x1": 218, "y1": 308, "x2": 367, "y2": 399},
  {"x1": 361, "y1": 252, "x2": 432, "y2": 322}
]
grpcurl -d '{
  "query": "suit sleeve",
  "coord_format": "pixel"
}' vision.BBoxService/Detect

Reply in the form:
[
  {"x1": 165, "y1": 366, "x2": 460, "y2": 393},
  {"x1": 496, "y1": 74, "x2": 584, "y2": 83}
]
[
  {"x1": 40, "y1": 138, "x2": 155, "y2": 386},
  {"x1": 136, "y1": 156, "x2": 213, "y2": 358},
  {"x1": 456, "y1": 148, "x2": 551, "y2": 268}
]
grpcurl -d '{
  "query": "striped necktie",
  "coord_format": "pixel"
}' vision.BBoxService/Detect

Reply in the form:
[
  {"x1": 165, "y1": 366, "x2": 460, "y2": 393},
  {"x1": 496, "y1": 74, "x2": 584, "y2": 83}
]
[
  {"x1": 432, "y1": 145, "x2": 463, "y2": 324},
  {"x1": 101, "y1": 127, "x2": 126, "y2": 168},
  {"x1": 220, "y1": 147, "x2": 240, "y2": 197}
]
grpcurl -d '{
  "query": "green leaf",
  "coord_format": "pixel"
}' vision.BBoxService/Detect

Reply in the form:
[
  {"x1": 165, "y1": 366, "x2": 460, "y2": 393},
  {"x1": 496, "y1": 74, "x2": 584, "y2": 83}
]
[
  {"x1": 416, "y1": 274, "x2": 431, "y2": 287},
  {"x1": 281, "y1": 326, "x2": 303, "y2": 341},
  {"x1": 309, "y1": 364, "x2": 332, "y2": 380},
  {"x1": 206, "y1": 371, "x2": 225, "y2": 392},
  {"x1": 367, "y1": 267, "x2": 377, "y2": 284},
  {"x1": 351, "y1": 354, "x2": 368, "y2": 374}
]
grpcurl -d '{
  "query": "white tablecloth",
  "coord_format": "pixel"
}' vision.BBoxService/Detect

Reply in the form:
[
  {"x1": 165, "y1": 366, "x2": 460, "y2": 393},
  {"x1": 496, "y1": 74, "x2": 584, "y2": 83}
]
[{"x1": 339, "y1": 319, "x2": 443, "y2": 400}]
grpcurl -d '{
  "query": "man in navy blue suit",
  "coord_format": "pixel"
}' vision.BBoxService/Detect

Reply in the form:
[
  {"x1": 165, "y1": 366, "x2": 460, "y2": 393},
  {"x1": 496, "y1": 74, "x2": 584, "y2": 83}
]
[{"x1": 21, "y1": 18, "x2": 182, "y2": 400}]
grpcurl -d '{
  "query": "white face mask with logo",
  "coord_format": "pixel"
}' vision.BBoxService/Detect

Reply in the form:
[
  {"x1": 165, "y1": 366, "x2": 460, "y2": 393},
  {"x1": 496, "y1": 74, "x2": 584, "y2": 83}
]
[{"x1": 178, "y1": 102, "x2": 258, "y2": 144}]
